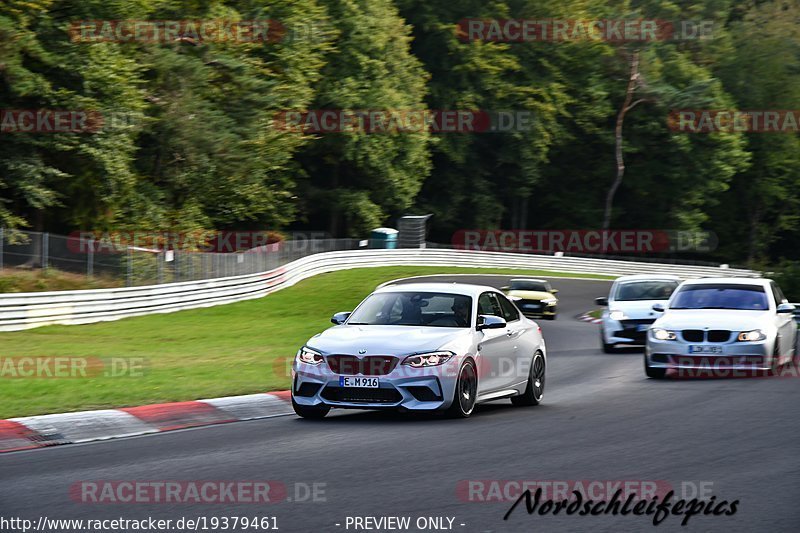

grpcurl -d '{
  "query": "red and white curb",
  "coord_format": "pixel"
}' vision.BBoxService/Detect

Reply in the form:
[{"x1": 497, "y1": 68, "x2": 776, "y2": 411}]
[
  {"x1": 0, "y1": 391, "x2": 292, "y2": 453},
  {"x1": 579, "y1": 313, "x2": 603, "y2": 324}
]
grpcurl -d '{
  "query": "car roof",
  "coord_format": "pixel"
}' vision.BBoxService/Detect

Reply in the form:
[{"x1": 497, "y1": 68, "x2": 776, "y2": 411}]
[
  {"x1": 681, "y1": 277, "x2": 770, "y2": 287},
  {"x1": 374, "y1": 282, "x2": 499, "y2": 297},
  {"x1": 616, "y1": 274, "x2": 682, "y2": 282}
]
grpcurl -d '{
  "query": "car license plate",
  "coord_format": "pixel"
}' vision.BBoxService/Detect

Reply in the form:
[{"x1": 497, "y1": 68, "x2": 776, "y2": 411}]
[
  {"x1": 339, "y1": 376, "x2": 379, "y2": 388},
  {"x1": 689, "y1": 346, "x2": 723, "y2": 354},
  {"x1": 523, "y1": 303, "x2": 540, "y2": 309}
]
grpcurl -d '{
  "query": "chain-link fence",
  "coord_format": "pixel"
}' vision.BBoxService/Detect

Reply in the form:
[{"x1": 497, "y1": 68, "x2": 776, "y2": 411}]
[
  {"x1": 0, "y1": 229, "x2": 364, "y2": 287},
  {"x1": 0, "y1": 227, "x2": 747, "y2": 289}
]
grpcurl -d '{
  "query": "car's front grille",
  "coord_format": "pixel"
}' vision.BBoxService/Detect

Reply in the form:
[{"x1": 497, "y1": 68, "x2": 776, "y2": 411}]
[
  {"x1": 612, "y1": 319, "x2": 654, "y2": 343},
  {"x1": 321, "y1": 386, "x2": 402, "y2": 404},
  {"x1": 679, "y1": 330, "x2": 732, "y2": 343},
  {"x1": 405, "y1": 386, "x2": 442, "y2": 402},
  {"x1": 620, "y1": 319, "x2": 656, "y2": 327},
  {"x1": 614, "y1": 329, "x2": 648, "y2": 343},
  {"x1": 326, "y1": 355, "x2": 398, "y2": 376},
  {"x1": 682, "y1": 330, "x2": 705, "y2": 342},
  {"x1": 518, "y1": 300, "x2": 544, "y2": 312},
  {"x1": 651, "y1": 354, "x2": 670, "y2": 363},
  {"x1": 295, "y1": 382, "x2": 322, "y2": 397},
  {"x1": 708, "y1": 330, "x2": 731, "y2": 343}
]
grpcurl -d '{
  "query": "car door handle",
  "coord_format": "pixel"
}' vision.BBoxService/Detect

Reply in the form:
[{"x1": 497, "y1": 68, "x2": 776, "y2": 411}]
[{"x1": 506, "y1": 330, "x2": 516, "y2": 337}]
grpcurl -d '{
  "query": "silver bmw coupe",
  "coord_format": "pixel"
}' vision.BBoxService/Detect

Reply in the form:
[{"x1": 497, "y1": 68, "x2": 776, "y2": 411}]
[{"x1": 291, "y1": 282, "x2": 547, "y2": 418}]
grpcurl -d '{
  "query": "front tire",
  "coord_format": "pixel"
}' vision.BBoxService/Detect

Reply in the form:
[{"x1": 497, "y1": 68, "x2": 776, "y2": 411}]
[
  {"x1": 446, "y1": 359, "x2": 478, "y2": 418},
  {"x1": 644, "y1": 355, "x2": 666, "y2": 379},
  {"x1": 512, "y1": 352, "x2": 545, "y2": 406},
  {"x1": 292, "y1": 397, "x2": 330, "y2": 419}
]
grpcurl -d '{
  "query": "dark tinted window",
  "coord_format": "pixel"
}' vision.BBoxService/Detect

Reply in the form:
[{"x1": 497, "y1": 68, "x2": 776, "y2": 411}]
[
  {"x1": 671, "y1": 284, "x2": 768, "y2": 311},
  {"x1": 615, "y1": 281, "x2": 679, "y2": 301},
  {"x1": 496, "y1": 293, "x2": 520, "y2": 322},
  {"x1": 478, "y1": 292, "x2": 503, "y2": 317},
  {"x1": 771, "y1": 283, "x2": 787, "y2": 306},
  {"x1": 348, "y1": 292, "x2": 473, "y2": 327},
  {"x1": 510, "y1": 280, "x2": 550, "y2": 292}
]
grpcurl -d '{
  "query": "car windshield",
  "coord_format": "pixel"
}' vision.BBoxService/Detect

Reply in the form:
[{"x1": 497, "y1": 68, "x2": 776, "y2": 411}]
[
  {"x1": 615, "y1": 281, "x2": 679, "y2": 301},
  {"x1": 510, "y1": 280, "x2": 549, "y2": 292},
  {"x1": 670, "y1": 284, "x2": 769, "y2": 310},
  {"x1": 347, "y1": 292, "x2": 473, "y2": 328}
]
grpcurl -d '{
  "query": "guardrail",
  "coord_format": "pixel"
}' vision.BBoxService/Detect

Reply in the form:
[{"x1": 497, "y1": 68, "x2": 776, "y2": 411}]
[{"x1": 0, "y1": 248, "x2": 757, "y2": 332}]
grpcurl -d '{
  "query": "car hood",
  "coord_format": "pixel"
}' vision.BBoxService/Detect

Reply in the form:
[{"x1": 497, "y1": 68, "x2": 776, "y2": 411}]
[
  {"x1": 609, "y1": 300, "x2": 666, "y2": 320},
  {"x1": 508, "y1": 290, "x2": 555, "y2": 300},
  {"x1": 655, "y1": 309, "x2": 773, "y2": 331},
  {"x1": 307, "y1": 325, "x2": 469, "y2": 356}
]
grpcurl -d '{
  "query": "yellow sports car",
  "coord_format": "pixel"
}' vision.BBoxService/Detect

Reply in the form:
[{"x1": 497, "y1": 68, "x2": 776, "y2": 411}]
[{"x1": 501, "y1": 278, "x2": 559, "y2": 320}]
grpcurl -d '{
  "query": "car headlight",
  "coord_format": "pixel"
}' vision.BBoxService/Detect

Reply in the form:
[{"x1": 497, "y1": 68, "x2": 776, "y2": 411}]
[
  {"x1": 651, "y1": 328, "x2": 677, "y2": 341},
  {"x1": 401, "y1": 351, "x2": 455, "y2": 368},
  {"x1": 609, "y1": 310, "x2": 626, "y2": 321},
  {"x1": 542, "y1": 298, "x2": 557, "y2": 305},
  {"x1": 737, "y1": 329, "x2": 766, "y2": 342},
  {"x1": 296, "y1": 347, "x2": 324, "y2": 365}
]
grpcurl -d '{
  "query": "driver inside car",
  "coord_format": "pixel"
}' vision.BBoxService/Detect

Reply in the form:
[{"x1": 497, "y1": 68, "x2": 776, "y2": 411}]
[{"x1": 452, "y1": 298, "x2": 470, "y2": 327}]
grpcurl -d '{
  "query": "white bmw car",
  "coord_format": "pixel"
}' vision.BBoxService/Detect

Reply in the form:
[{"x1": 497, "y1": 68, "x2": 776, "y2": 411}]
[
  {"x1": 291, "y1": 283, "x2": 546, "y2": 418},
  {"x1": 645, "y1": 277, "x2": 797, "y2": 378}
]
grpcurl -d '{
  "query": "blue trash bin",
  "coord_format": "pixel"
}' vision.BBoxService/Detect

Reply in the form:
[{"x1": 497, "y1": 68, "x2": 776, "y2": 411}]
[{"x1": 369, "y1": 228, "x2": 399, "y2": 249}]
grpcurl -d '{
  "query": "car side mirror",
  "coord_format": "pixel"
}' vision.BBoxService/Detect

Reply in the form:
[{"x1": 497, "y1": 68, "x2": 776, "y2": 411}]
[
  {"x1": 500, "y1": 286, "x2": 510, "y2": 291},
  {"x1": 652, "y1": 303, "x2": 665, "y2": 312},
  {"x1": 550, "y1": 289, "x2": 559, "y2": 294},
  {"x1": 776, "y1": 303, "x2": 796, "y2": 314},
  {"x1": 331, "y1": 311, "x2": 351, "y2": 324},
  {"x1": 477, "y1": 315, "x2": 506, "y2": 331},
  {"x1": 595, "y1": 297, "x2": 608, "y2": 306}
]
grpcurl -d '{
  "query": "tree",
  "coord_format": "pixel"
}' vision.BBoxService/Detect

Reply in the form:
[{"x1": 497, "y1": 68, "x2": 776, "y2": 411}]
[{"x1": 296, "y1": 0, "x2": 432, "y2": 237}]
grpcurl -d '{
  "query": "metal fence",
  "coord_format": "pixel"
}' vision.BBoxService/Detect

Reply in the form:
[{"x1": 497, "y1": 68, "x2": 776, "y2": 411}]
[
  {"x1": 0, "y1": 247, "x2": 758, "y2": 332},
  {"x1": 0, "y1": 229, "x2": 364, "y2": 287},
  {"x1": 0, "y1": 227, "x2": 758, "y2": 289}
]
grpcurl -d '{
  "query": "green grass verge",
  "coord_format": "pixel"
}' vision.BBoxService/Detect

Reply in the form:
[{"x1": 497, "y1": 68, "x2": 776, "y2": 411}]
[
  {"x1": 0, "y1": 266, "x2": 613, "y2": 418},
  {"x1": 586, "y1": 308, "x2": 603, "y2": 319}
]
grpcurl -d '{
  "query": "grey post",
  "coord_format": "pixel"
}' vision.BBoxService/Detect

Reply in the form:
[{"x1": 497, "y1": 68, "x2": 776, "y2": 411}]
[
  {"x1": 42, "y1": 232, "x2": 49, "y2": 270},
  {"x1": 87, "y1": 238, "x2": 94, "y2": 278},
  {"x1": 127, "y1": 246, "x2": 133, "y2": 287}
]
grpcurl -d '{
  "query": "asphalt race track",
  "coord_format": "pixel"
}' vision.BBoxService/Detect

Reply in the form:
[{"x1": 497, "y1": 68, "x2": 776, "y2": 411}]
[{"x1": 2, "y1": 275, "x2": 799, "y2": 533}]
